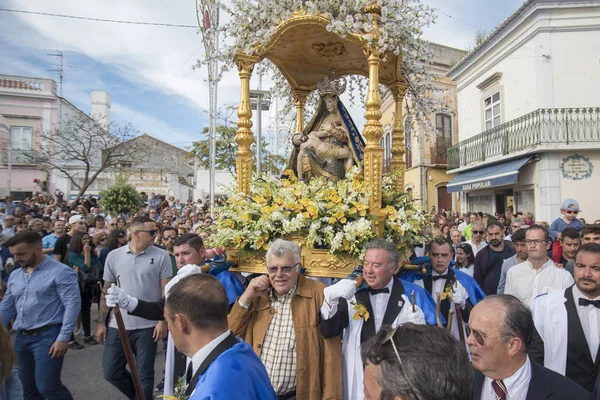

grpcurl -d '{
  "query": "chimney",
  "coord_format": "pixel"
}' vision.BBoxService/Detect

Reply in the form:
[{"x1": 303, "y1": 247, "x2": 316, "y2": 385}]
[{"x1": 91, "y1": 91, "x2": 111, "y2": 128}]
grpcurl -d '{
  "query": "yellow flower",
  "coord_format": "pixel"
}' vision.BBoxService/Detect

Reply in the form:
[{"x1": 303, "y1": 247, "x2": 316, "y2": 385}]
[
  {"x1": 158, "y1": 396, "x2": 179, "y2": 400},
  {"x1": 348, "y1": 201, "x2": 368, "y2": 217},
  {"x1": 251, "y1": 195, "x2": 266, "y2": 204},
  {"x1": 328, "y1": 211, "x2": 347, "y2": 224},
  {"x1": 382, "y1": 205, "x2": 397, "y2": 221},
  {"x1": 440, "y1": 286, "x2": 453, "y2": 301},
  {"x1": 302, "y1": 205, "x2": 319, "y2": 220},
  {"x1": 241, "y1": 213, "x2": 252, "y2": 222},
  {"x1": 352, "y1": 303, "x2": 370, "y2": 321}
]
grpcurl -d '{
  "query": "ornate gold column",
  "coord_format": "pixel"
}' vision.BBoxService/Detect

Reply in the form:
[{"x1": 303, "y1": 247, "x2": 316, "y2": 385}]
[
  {"x1": 362, "y1": 2, "x2": 385, "y2": 235},
  {"x1": 388, "y1": 80, "x2": 408, "y2": 190},
  {"x1": 292, "y1": 89, "x2": 310, "y2": 133},
  {"x1": 233, "y1": 54, "x2": 258, "y2": 194}
]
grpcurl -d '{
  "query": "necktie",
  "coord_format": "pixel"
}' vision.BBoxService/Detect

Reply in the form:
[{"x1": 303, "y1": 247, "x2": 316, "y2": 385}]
[
  {"x1": 492, "y1": 379, "x2": 507, "y2": 400},
  {"x1": 186, "y1": 361, "x2": 193, "y2": 384},
  {"x1": 579, "y1": 298, "x2": 600, "y2": 308},
  {"x1": 432, "y1": 274, "x2": 449, "y2": 281},
  {"x1": 370, "y1": 287, "x2": 389, "y2": 295}
]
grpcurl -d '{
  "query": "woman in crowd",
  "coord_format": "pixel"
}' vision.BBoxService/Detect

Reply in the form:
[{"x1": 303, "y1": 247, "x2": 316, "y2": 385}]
[
  {"x1": 68, "y1": 231, "x2": 102, "y2": 346},
  {"x1": 0, "y1": 324, "x2": 22, "y2": 400},
  {"x1": 93, "y1": 232, "x2": 108, "y2": 255},
  {"x1": 76, "y1": 205, "x2": 88, "y2": 216},
  {"x1": 455, "y1": 243, "x2": 475, "y2": 277},
  {"x1": 88, "y1": 215, "x2": 107, "y2": 236},
  {"x1": 100, "y1": 228, "x2": 127, "y2": 265}
]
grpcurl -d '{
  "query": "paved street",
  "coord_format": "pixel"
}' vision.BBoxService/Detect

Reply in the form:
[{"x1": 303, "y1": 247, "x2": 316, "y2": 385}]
[{"x1": 13, "y1": 308, "x2": 167, "y2": 400}]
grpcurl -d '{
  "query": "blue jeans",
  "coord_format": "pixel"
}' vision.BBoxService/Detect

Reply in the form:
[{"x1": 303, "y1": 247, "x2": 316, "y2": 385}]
[
  {"x1": 13, "y1": 324, "x2": 73, "y2": 400},
  {"x1": 102, "y1": 327, "x2": 157, "y2": 400}
]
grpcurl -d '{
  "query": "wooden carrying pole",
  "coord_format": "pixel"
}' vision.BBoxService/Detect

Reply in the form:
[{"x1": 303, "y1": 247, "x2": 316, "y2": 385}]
[{"x1": 101, "y1": 279, "x2": 144, "y2": 400}]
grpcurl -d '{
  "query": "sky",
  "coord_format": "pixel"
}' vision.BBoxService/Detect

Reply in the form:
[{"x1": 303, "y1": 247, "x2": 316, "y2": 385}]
[{"x1": 0, "y1": 0, "x2": 525, "y2": 151}]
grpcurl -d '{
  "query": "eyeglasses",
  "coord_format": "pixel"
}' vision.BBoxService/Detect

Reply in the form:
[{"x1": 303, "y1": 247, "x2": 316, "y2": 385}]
[
  {"x1": 465, "y1": 324, "x2": 486, "y2": 346},
  {"x1": 162, "y1": 235, "x2": 176, "y2": 240},
  {"x1": 525, "y1": 239, "x2": 547, "y2": 246},
  {"x1": 565, "y1": 210, "x2": 579, "y2": 214},
  {"x1": 266, "y1": 263, "x2": 300, "y2": 274},
  {"x1": 382, "y1": 327, "x2": 420, "y2": 399},
  {"x1": 136, "y1": 229, "x2": 157, "y2": 236},
  {"x1": 472, "y1": 230, "x2": 485, "y2": 235},
  {"x1": 118, "y1": 234, "x2": 126, "y2": 238}
]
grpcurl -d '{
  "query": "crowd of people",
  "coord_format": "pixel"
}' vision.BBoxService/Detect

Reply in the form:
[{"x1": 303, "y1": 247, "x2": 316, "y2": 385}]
[{"x1": 0, "y1": 191, "x2": 599, "y2": 400}]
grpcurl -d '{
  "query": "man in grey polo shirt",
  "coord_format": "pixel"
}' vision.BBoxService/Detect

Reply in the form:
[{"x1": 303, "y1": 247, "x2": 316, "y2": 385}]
[{"x1": 96, "y1": 216, "x2": 172, "y2": 400}]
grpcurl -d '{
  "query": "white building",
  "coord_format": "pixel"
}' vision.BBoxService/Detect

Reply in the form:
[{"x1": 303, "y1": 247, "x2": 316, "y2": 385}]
[{"x1": 447, "y1": 0, "x2": 600, "y2": 223}]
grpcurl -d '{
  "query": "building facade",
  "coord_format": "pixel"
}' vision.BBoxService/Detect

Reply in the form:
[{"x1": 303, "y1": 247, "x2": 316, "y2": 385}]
[
  {"x1": 380, "y1": 43, "x2": 467, "y2": 212},
  {"x1": 447, "y1": 0, "x2": 600, "y2": 223}
]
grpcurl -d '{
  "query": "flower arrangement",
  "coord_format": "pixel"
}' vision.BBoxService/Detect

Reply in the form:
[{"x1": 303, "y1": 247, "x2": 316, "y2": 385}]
[{"x1": 207, "y1": 167, "x2": 430, "y2": 260}]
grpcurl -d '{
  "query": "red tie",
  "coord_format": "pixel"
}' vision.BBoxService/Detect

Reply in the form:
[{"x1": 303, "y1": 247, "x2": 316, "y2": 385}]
[{"x1": 492, "y1": 379, "x2": 507, "y2": 400}]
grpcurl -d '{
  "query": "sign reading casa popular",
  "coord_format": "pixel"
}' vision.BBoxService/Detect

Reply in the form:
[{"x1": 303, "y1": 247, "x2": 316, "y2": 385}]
[
  {"x1": 560, "y1": 154, "x2": 594, "y2": 180},
  {"x1": 461, "y1": 180, "x2": 492, "y2": 191}
]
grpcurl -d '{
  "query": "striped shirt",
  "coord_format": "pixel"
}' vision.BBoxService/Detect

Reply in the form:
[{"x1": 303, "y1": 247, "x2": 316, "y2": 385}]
[{"x1": 261, "y1": 285, "x2": 297, "y2": 395}]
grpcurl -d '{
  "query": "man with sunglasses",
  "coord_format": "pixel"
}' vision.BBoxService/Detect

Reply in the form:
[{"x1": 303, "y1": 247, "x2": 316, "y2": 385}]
[
  {"x1": 550, "y1": 198, "x2": 585, "y2": 241},
  {"x1": 229, "y1": 238, "x2": 343, "y2": 400},
  {"x1": 505, "y1": 225, "x2": 574, "y2": 307},
  {"x1": 469, "y1": 294, "x2": 591, "y2": 400},
  {"x1": 96, "y1": 216, "x2": 172, "y2": 400},
  {"x1": 320, "y1": 239, "x2": 437, "y2": 400},
  {"x1": 465, "y1": 221, "x2": 488, "y2": 258},
  {"x1": 530, "y1": 243, "x2": 600, "y2": 393}
]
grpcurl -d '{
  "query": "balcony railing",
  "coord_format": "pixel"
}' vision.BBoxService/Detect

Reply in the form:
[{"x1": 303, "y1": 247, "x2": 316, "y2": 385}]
[
  {"x1": 447, "y1": 107, "x2": 600, "y2": 170},
  {"x1": 430, "y1": 137, "x2": 452, "y2": 165}
]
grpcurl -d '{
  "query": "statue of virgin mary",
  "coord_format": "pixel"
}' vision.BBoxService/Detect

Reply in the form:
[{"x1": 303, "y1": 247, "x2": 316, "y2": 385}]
[{"x1": 287, "y1": 75, "x2": 365, "y2": 182}]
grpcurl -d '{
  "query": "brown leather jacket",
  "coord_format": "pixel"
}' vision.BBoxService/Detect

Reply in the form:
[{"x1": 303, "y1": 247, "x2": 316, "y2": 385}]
[{"x1": 228, "y1": 274, "x2": 343, "y2": 400}]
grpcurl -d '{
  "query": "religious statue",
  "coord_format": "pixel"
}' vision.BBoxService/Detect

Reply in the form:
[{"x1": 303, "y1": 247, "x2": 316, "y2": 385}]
[{"x1": 288, "y1": 74, "x2": 365, "y2": 182}]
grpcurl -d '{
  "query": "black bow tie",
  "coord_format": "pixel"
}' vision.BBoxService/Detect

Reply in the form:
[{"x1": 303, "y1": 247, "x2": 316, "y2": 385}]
[
  {"x1": 432, "y1": 274, "x2": 449, "y2": 281},
  {"x1": 579, "y1": 298, "x2": 600, "y2": 308},
  {"x1": 186, "y1": 361, "x2": 193, "y2": 383},
  {"x1": 370, "y1": 287, "x2": 389, "y2": 295}
]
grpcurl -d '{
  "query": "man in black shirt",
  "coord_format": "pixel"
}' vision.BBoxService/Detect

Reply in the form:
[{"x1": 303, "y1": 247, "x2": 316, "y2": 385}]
[{"x1": 474, "y1": 220, "x2": 515, "y2": 295}]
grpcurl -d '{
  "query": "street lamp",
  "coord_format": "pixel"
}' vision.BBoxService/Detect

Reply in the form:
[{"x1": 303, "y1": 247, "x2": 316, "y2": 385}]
[{"x1": 250, "y1": 89, "x2": 271, "y2": 174}]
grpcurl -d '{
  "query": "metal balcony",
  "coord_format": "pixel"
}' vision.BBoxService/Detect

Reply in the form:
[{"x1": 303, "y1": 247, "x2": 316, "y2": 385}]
[{"x1": 447, "y1": 107, "x2": 600, "y2": 171}]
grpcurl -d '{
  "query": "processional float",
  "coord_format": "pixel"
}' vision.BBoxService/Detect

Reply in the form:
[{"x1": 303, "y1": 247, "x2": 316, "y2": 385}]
[{"x1": 223, "y1": 2, "x2": 427, "y2": 278}]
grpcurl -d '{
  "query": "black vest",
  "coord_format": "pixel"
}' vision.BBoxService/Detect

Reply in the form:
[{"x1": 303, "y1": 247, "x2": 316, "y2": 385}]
[{"x1": 564, "y1": 286, "x2": 600, "y2": 392}]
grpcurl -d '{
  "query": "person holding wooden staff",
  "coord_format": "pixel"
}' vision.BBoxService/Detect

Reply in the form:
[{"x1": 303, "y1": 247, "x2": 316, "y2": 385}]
[
  {"x1": 319, "y1": 238, "x2": 437, "y2": 400},
  {"x1": 405, "y1": 237, "x2": 485, "y2": 345}
]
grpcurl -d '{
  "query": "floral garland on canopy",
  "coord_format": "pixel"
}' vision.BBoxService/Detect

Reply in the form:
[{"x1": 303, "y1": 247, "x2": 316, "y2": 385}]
[
  {"x1": 207, "y1": 167, "x2": 430, "y2": 259},
  {"x1": 196, "y1": 0, "x2": 440, "y2": 125}
]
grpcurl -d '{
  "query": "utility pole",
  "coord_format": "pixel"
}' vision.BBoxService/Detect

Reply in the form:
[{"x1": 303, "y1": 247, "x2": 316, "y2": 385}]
[{"x1": 47, "y1": 51, "x2": 64, "y2": 123}]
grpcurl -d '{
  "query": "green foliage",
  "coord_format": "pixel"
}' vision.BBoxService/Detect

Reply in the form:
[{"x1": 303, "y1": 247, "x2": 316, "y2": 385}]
[{"x1": 99, "y1": 175, "x2": 141, "y2": 216}]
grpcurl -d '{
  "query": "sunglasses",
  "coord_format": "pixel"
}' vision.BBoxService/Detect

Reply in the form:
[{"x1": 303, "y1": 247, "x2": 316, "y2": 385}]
[
  {"x1": 382, "y1": 328, "x2": 421, "y2": 398},
  {"x1": 472, "y1": 230, "x2": 485, "y2": 234},
  {"x1": 162, "y1": 235, "x2": 176, "y2": 240},
  {"x1": 118, "y1": 234, "x2": 126, "y2": 238},
  {"x1": 266, "y1": 263, "x2": 300, "y2": 274},
  {"x1": 565, "y1": 210, "x2": 579, "y2": 214},
  {"x1": 137, "y1": 229, "x2": 157, "y2": 236},
  {"x1": 465, "y1": 324, "x2": 486, "y2": 346}
]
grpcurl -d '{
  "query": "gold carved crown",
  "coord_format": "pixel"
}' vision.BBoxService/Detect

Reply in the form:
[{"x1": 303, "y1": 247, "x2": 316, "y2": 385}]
[{"x1": 317, "y1": 71, "x2": 346, "y2": 96}]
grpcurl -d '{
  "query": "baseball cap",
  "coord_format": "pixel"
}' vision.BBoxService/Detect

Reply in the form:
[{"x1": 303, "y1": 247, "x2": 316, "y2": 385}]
[
  {"x1": 561, "y1": 198, "x2": 580, "y2": 211},
  {"x1": 69, "y1": 215, "x2": 85, "y2": 225}
]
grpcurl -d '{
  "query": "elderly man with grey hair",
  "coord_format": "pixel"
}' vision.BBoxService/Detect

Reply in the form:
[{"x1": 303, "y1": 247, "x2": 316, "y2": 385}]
[{"x1": 228, "y1": 238, "x2": 343, "y2": 400}]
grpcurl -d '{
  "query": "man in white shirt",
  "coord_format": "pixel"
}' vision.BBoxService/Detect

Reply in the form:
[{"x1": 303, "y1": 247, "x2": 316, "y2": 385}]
[
  {"x1": 470, "y1": 295, "x2": 591, "y2": 400},
  {"x1": 530, "y1": 243, "x2": 600, "y2": 392},
  {"x1": 505, "y1": 225, "x2": 574, "y2": 306}
]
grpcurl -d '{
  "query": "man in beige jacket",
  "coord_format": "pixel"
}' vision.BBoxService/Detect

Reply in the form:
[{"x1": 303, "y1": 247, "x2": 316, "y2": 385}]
[{"x1": 228, "y1": 239, "x2": 342, "y2": 400}]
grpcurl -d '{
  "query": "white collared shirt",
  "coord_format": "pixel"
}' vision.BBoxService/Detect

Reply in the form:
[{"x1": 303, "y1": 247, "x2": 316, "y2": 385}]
[
  {"x1": 481, "y1": 357, "x2": 531, "y2": 400},
  {"x1": 431, "y1": 269, "x2": 449, "y2": 298},
  {"x1": 572, "y1": 285, "x2": 600, "y2": 360},
  {"x1": 188, "y1": 329, "x2": 231, "y2": 382},
  {"x1": 464, "y1": 239, "x2": 487, "y2": 257},
  {"x1": 369, "y1": 278, "x2": 394, "y2": 333},
  {"x1": 505, "y1": 258, "x2": 574, "y2": 306}
]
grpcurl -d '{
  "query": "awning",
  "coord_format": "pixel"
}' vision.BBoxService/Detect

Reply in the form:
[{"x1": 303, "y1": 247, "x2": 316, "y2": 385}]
[{"x1": 447, "y1": 156, "x2": 532, "y2": 193}]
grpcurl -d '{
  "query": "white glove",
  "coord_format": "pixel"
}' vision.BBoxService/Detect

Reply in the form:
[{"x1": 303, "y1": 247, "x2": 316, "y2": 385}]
[
  {"x1": 452, "y1": 285, "x2": 468, "y2": 309},
  {"x1": 105, "y1": 284, "x2": 138, "y2": 312},
  {"x1": 406, "y1": 309, "x2": 425, "y2": 325},
  {"x1": 323, "y1": 279, "x2": 357, "y2": 306}
]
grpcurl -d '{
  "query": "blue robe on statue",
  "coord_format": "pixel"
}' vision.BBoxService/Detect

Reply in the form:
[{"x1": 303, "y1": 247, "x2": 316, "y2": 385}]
[
  {"x1": 206, "y1": 256, "x2": 245, "y2": 306},
  {"x1": 189, "y1": 340, "x2": 277, "y2": 400}
]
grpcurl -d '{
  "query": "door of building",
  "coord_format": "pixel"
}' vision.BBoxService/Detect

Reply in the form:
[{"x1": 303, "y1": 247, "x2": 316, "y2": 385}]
[{"x1": 437, "y1": 186, "x2": 452, "y2": 212}]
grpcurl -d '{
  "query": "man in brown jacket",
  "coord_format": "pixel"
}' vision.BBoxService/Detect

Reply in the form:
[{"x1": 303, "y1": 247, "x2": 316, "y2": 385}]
[{"x1": 228, "y1": 239, "x2": 342, "y2": 400}]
